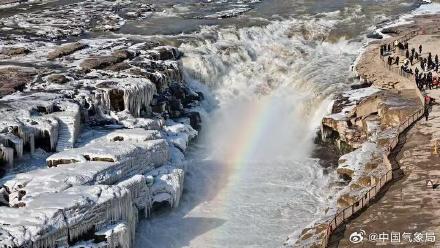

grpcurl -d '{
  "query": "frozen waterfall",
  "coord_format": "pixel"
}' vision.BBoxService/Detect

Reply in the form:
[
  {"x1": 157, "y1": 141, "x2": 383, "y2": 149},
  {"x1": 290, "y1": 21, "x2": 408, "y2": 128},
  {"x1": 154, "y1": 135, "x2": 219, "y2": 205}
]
[{"x1": 136, "y1": 16, "x2": 364, "y2": 248}]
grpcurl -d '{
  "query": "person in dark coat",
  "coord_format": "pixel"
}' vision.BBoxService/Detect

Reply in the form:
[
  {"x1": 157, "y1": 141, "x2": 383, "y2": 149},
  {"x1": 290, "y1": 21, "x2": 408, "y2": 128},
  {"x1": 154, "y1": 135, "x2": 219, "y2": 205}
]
[
  {"x1": 436, "y1": 54, "x2": 439, "y2": 65},
  {"x1": 412, "y1": 47, "x2": 416, "y2": 57},
  {"x1": 428, "y1": 72, "x2": 433, "y2": 90},
  {"x1": 395, "y1": 56, "x2": 400, "y2": 65},
  {"x1": 406, "y1": 49, "x2": 410, "y2": 58},
  {"x1": 380, "y1": 46, "x2": 384, "y2": 56},
  {"x1": 419, "y1": 44, "x2": 423, "y2": 54},
  {"x1": 415, "y1": 52, "x2": 419, "y2": 60},
  {"x1": 425, "y1": 105, "x2": 430, "y2": 121},
  {"x1": 423, "y1": 74, "x2": 427, "y2": 89},
  {"x1": 428, "y1": 53, "x2": 433, "y2": 69},
  {"x1": 416, "y1": 75, "x2": 421, "y2": 89},
  {"x1": 388, "y1": 56, "x2": 393, "y2": 68},
  {"x1": 415, "y1": 67, "x2": 419, "y2": 77}
]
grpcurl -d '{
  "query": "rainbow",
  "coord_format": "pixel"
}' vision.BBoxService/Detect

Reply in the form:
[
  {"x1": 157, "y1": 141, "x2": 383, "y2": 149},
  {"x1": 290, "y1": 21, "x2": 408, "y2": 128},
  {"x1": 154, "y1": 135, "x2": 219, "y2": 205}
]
[{"x1": 203, "y1": 95, "x2": 279, "y2": 238}]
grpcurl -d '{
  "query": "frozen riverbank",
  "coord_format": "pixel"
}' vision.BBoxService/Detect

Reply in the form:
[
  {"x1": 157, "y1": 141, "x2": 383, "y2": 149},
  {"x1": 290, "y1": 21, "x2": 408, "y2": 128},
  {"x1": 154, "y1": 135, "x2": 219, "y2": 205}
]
[
  {"x1": 0, "y1": 0, "x2": 435, "y2": 247},
  {"x1": 0, "y1": 1, "x2": 204, "y2": 246},
  {"x1": 290, "y1": 5, "x2": 440, "y2": 246}
]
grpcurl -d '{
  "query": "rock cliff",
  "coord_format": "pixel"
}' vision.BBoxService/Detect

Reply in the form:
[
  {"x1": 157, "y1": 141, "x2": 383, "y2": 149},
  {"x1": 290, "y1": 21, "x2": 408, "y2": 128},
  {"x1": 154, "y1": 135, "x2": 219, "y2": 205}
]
[{"x1": 0, "y1": 2, "x2": 203, "y2": 246}]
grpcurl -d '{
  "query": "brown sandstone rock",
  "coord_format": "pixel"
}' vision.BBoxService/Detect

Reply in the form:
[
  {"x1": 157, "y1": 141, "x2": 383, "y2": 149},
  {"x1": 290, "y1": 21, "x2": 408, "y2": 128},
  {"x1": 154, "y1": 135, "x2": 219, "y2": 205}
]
[
  {"x1": 106, "y1": 62, "x2": 132, "y2": 72},
  {"x1": 47, "y1": 42, "x2": 88, "y2": 60},
  {"x1": 337, "y1": 194, "x2": 357, "y2": 208},
  {"x1": 0, "y1": 67, "x2": 36, "y2": 97},
  {"x1": 80, "y1": 50, "x2": 135, "y2": 71},
  {"x1": 46, "y1": 74, "x2": 69, "y2": 84},
  {"x1": 0, "y1": 47, "x2": 30, "y2": 56}
]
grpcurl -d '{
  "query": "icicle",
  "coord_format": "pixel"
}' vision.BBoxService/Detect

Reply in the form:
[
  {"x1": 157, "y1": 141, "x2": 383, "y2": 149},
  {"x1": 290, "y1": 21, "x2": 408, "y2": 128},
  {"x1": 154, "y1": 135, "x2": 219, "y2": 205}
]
[
  {"x1": 18, "y1": 127, "x2": 34, "y2": 154},
  {"x1": 122, "y1": 80, "x2": 156, "y2": 117},
  {"x1": 14, "y1": 138, "x2": 23, "y2": 159},
  {"x1": 0, "y1": 145, "x2": 14, "y2": 168}
]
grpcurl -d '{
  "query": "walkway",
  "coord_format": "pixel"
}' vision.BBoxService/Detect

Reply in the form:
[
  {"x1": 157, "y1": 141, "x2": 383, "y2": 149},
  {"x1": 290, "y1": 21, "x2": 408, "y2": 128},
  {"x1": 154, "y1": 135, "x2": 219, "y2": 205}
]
[{"x1": 336, "y1": 35, "x2": 440, "y2": 248}]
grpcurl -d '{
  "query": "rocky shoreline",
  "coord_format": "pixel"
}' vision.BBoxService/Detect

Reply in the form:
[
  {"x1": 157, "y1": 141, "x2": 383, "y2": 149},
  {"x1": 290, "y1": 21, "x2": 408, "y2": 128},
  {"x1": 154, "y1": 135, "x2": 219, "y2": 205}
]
[
  {"x1": 285, "y1": 13, "x2": 440, "y2": 248},
  {"x1": 0, "y1": 1, "x2": 205, "y2": 247}
]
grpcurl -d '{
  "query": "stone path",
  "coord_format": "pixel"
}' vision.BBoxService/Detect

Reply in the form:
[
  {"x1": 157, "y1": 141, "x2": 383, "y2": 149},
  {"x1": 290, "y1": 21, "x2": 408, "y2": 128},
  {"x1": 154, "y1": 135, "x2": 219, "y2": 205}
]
[
  {"x1": 336, "y1": 88, "x2": 440, "y2": 247},
  {"x1": 335, "y1": 35, "x2": 440, "y2": 247},
  {"x1": 337, "y1": 92, "x2": 440, "y2": 247}
]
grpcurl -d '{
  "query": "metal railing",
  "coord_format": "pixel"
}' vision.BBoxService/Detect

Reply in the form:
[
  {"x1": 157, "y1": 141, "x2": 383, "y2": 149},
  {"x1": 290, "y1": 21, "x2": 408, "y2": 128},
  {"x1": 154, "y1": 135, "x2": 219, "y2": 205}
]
[
  {"x1": 313, "y1": 30, "x2": 426, "y2": 248},
  {"x1": 321, "y1": 106, "x2": 424, "y2": 247},
  {"x1": 382, "y1": 60, "x2": 415, "y2": 80}
]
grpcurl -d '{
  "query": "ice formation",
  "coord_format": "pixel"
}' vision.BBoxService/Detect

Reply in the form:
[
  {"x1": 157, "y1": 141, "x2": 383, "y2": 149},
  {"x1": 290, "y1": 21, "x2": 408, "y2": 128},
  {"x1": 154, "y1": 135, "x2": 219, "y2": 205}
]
[{"x1": 0, "y1": 6, "x2": 203, "y2": 245}]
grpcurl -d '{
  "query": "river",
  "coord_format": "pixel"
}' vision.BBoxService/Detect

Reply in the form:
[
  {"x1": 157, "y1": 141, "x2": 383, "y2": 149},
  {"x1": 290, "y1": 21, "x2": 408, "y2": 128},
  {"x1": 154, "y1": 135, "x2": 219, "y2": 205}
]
[{"x1": 129, "y1": 0, "x2": 427, "y2": 247}]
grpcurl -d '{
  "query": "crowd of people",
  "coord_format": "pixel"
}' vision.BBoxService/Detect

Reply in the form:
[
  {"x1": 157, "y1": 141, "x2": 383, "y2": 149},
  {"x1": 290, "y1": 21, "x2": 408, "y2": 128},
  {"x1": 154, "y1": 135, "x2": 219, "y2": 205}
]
[
  {"x1": 380, "y1": 41, "x2": 440, "y2": 91},
  {"x1": 380, "y1": 39, "x2": 439, "y2": 121}
]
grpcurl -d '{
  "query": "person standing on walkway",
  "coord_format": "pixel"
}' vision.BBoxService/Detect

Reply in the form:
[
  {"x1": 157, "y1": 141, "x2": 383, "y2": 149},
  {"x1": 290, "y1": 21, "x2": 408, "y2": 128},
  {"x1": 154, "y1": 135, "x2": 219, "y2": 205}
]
[
  {"x1": 406, "y1": 49, "x2": 410, "y2": 58},
  {"x1": 425, "y1": 104, "x2": 430, "y2": 121},
  {"x1": 395, "y1": 56, "x2": 400, "y2": 65},
  {"x1": 412, "y1": 47, "x2": 416, "y2": 57},
  {"x1": 428, "y1": 72, "x2": 433, "y2": 90},
  {"x1": 435, "y1": 54, "x2": 439, "y2": 66},
  {"x1": 419, "y1": 44, "x2": 423, "y2": 54},
  {"x1": 416, "y1": 74, "x2": 421, "y2": 89},
  {"x1": 423, "y1": 74, "x2": 427, "y2": 89},
  {"x1": 428, "y1": 53, "x2": 433, "y2": 69}
]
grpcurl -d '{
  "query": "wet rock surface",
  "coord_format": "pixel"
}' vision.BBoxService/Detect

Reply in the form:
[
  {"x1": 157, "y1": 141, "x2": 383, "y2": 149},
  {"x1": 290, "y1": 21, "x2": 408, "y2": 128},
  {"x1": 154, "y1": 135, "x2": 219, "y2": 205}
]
[
  {"x1": 0, "y1": 1, "x2": 203, "y2": 247},
  {"x1": 0, "y1": 0, "x2": 154, "y2": 40},
  {"x1": 289, "y1": 22, "x2": 427, "y2": 247},
  {"x1": 0, "y1": 66, "x2": 36, "y2": 97}
]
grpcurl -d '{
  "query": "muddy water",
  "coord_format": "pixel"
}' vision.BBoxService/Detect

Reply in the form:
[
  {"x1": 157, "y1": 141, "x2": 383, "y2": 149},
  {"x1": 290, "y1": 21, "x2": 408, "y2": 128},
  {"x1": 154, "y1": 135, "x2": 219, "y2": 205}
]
[{"x1": 132, "y1": 1, "x2": 425, "y2": 248}]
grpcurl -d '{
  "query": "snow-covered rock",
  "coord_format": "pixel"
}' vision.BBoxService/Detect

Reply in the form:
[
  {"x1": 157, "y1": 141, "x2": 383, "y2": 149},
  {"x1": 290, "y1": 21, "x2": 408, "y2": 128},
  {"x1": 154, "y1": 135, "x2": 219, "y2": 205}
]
[{"x1": 0, "y1": 14, "x2": 202, "y2": 246}]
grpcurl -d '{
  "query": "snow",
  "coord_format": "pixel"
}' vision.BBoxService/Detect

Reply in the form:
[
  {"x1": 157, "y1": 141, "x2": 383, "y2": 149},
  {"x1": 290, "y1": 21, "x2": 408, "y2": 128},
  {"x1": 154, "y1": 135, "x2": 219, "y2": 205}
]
[
  {"x1": 164, "y1": 120, "x2": 198, "y2": 152},
  {"x1": 342, "y1": 87, "x2": 381, "y2": 102},
  {"x1": 0, "y1": 140, "x2": 185, "y2": 247},
  {"x1": 0, "y1": 11, "x2": 200, "y2": 246},
  {"x1": 147, "y1": 166, "x2": 184, "y2": 209},
  {"x1": 326, "y1": 87, "x2": 382, "y2": 121},
  {"x1": 338, "y1": 142, "x2": 383, "y2": 178}
]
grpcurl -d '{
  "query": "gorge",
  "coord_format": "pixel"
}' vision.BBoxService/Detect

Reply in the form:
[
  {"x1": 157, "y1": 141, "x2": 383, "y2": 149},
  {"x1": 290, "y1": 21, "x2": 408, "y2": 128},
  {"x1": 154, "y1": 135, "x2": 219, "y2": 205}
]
[{"x1": 0, "y1": 0, "x2": 437, "y2": 247}]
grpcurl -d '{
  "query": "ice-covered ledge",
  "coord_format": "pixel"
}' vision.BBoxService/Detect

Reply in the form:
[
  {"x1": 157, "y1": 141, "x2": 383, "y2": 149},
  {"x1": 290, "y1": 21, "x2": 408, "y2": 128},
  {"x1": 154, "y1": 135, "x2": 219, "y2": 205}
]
[
  {"x1": 287, "y1": 29, "x2": 425, "y2": 247},
  {"x1": 0, "y1": 30, "x2": 203, "y2": 246},
  {"x1": 0, "y1": 128, "x2": 186, "y2": 247}
]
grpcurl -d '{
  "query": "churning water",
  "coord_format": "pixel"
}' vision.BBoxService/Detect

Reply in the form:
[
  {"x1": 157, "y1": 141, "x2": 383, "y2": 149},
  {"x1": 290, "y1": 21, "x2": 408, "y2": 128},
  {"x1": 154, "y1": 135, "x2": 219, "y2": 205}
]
[{"x1": 134, "y1": 1, "x2": 427, "y2": 247}]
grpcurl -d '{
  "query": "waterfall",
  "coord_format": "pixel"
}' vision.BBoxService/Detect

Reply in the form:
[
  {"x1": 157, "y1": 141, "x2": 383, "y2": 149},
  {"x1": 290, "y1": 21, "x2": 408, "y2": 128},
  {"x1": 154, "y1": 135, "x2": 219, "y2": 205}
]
[
  {"x1": 136, "y1": 16, "x2": 365, "y2": 248},
  {"x1": 180, "y1": 18, "x2": 362, "y2": 161}
]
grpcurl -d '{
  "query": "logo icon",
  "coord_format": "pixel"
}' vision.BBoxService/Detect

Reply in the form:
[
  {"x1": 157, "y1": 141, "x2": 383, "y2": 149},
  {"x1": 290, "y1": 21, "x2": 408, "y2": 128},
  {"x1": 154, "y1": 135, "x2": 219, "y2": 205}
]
[{"x1": 350, "y1": 230, "x2": 366, "y2": 244}]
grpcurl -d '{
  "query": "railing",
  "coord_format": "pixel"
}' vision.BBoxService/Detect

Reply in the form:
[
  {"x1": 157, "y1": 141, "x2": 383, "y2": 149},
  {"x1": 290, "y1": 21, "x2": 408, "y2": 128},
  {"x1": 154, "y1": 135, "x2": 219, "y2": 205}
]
[
  {"x1": 381, "y1": 30, "x2": 421, "y2": 79},
  {"x1": 324, "y1": 170, "x2": 393, "y2": 244},
  {"x1": 321, "y1": 106, "x2": 424, "y2": 248},
  {"x1": 382, "y1": 60, "x2": 415, "y2": 80},
  {"x1": 319, "y1": 29, "x2": 426, "y2": 246},
  {"x1": 380, "y1": 30, "x2": 427, "y2": 104}
]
